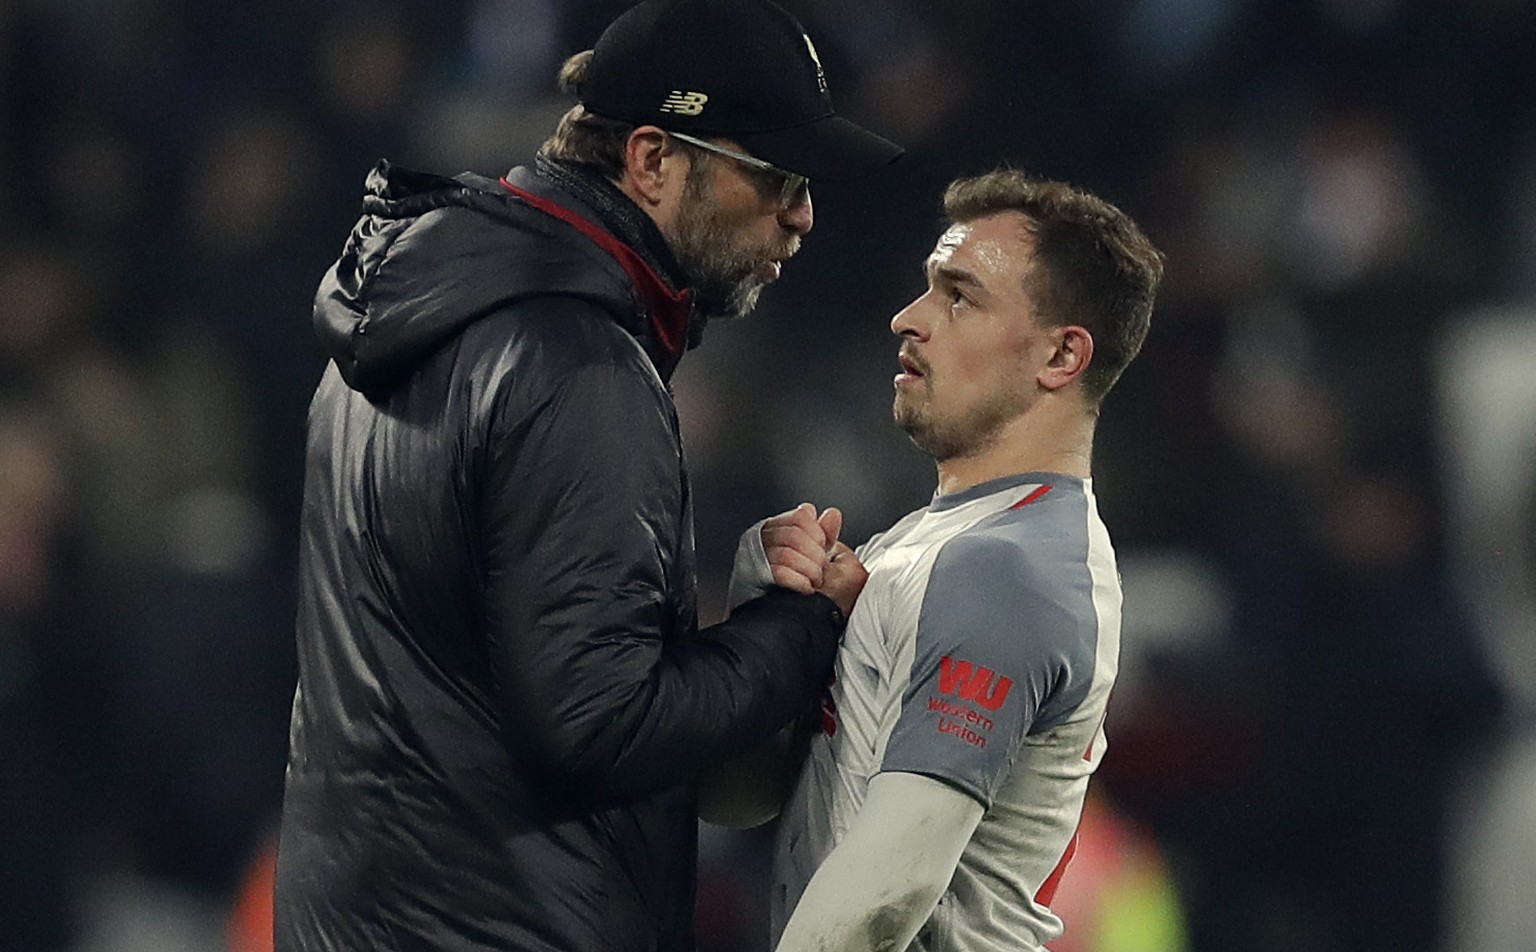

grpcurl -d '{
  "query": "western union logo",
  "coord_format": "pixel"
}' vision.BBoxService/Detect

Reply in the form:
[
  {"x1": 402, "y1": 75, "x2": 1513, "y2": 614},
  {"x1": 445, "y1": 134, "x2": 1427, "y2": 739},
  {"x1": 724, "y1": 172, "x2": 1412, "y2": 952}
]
[
  {"x1": 660, "y1": 91, "x2": 708, "y2": 116},
  {"x1": 938, "y1": 655, "x2": 1014, "y2": 711}
]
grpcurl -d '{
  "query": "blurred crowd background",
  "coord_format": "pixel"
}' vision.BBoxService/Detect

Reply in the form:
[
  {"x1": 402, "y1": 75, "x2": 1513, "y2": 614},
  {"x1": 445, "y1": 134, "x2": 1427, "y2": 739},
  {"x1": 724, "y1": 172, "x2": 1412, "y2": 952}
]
[{"x1": 3, "y1": 0, "x2": 1534, "y2": 950}]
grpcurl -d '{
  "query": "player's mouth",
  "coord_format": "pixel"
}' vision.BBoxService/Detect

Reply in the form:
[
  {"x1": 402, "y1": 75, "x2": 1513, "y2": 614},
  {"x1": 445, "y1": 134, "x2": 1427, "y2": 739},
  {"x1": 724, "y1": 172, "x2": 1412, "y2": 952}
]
[
  {"x1": 895, "y1": 351, "x2": 926, "y2": 386},
  {"x1": 755, "y1": 238, "x2": 800, "y2": 282}
]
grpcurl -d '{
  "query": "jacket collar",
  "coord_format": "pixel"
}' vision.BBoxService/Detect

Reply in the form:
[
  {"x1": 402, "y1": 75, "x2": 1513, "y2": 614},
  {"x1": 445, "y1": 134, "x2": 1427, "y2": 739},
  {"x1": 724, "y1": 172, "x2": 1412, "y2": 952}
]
[
  {"x1": 535, "y1": 155, "x2": 690, "y2": 293},
  {"x1": 508, "y1": 157, "x2": 709, "y2": 377}
]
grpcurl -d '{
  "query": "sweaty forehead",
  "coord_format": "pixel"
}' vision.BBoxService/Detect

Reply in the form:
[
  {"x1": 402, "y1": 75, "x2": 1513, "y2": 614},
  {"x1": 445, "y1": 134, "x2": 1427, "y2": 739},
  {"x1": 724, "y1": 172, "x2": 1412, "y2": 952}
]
[
  {"x1": 927, "y1": 214, "x2": 1033, "y2": 286},
  {"x1": 930, "y1": 222, "x2": 971, "y2": 265}
]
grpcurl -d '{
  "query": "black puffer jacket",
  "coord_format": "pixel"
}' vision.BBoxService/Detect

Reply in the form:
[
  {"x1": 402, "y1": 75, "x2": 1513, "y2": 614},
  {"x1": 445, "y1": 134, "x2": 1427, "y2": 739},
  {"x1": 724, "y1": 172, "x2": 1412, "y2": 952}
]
[{"x1": 274, "y1": 159, "x2": 844, "y2": 952}]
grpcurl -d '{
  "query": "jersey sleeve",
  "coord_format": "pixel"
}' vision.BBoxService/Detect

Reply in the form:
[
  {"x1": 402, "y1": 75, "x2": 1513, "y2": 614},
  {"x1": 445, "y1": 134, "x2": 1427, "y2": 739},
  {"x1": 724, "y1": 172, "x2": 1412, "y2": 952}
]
[
  {"x1": 725, "y1": 518, "x2": 773, "y2": 612},
  {"x1": 880, "y1": 524, "x2": 1099, "y2": 808}
]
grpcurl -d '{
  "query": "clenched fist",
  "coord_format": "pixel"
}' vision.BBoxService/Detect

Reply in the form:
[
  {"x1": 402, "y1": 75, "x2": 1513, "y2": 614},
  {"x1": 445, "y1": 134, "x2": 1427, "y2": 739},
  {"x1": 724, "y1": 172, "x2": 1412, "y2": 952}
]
[{"x1": 761, "y1": 503, "x2": 868, "y2": 616}]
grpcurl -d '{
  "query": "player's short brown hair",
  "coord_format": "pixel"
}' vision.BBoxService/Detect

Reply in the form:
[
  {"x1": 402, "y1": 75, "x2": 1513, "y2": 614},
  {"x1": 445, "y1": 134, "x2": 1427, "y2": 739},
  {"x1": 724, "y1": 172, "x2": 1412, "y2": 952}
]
[{"x1": 943, "y1": 170, "x2": 1164, "y2": 407}]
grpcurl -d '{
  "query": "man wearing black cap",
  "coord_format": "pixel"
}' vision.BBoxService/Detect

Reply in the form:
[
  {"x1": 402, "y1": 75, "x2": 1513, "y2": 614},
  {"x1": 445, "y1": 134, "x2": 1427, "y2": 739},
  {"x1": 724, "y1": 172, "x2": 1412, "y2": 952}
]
[{"x1": 272, "y1": 1, "x2": 899, "y2": 950}]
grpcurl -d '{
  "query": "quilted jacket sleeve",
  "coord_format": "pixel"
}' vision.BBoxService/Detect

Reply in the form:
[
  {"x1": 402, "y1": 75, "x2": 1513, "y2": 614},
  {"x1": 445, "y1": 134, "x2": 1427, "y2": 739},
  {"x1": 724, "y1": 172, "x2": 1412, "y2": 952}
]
[{"x1": 479, "y1": 334, "x2": 843, "y2": 802}]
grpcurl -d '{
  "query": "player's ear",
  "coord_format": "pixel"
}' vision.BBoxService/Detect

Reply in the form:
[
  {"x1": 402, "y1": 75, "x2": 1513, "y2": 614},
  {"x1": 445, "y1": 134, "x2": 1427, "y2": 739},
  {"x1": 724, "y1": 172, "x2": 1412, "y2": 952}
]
[
  {"x1": 1038, "y1": 326, "x2": 1092, "y2": 392},
  {"x1": 621, "y1": 126, "x2": 682, "y2": 208}
]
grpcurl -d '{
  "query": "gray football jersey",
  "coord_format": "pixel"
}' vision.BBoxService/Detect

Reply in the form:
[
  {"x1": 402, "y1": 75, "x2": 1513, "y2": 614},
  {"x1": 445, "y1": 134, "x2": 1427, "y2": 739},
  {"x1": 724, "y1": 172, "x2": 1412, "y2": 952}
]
[{"x1": 771, "y1": 473, "x2": 1121, "y2": 951}]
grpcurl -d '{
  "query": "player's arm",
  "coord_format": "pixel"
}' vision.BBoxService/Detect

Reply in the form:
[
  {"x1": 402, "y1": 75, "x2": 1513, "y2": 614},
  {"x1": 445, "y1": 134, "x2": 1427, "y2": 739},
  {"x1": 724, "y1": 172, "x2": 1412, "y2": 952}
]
[
  {"x1": 703, "y1": 508, "x2": 863, "y2": 827},
  {"x1": 481, "y1": 335, "x2": 845, "y2": 802},
  {"x1": 696, "y1": 713, "x2": 809, "y2": 828},
  {"x1": 774, "y1": 771, "x2": 984, "y2": 952}
]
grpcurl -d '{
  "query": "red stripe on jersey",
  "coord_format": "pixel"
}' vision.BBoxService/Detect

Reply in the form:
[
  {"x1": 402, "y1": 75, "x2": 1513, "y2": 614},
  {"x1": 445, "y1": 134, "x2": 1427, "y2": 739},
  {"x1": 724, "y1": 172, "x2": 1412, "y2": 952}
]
[
  {"x1": 1084, "y1": 708, "x2": 1108, "y2": 761},
  {"x1": 1009, "y1": 485, "x2": 1053, "y2": 509},
  {"x1": 1035, "y1": 829, "x2": 1080, "y2": 908}
]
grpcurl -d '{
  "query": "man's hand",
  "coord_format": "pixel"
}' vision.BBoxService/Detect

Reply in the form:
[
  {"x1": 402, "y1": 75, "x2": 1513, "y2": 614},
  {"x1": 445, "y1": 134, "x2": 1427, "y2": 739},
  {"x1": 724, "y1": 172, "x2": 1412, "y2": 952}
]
[
  {"x1": 819, "y1": 541, "x2": 868, "y2": 618},
  {"x1": 761, "y1": 504, "x2": 867, "y2": 616},
  {"x1": 761, "y1": 503, "x2": 841, "y2": 594}
]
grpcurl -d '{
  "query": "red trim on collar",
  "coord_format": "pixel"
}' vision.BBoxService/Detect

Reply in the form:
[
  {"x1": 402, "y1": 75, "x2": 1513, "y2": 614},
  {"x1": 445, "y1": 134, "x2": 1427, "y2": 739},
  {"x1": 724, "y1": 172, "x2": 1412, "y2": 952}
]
[
  {"x1": 1009, "y1": 485, "x2": 1053, "y2": 509},
  {"x1": 499, "y1": 178, "x2": 690, "y2": 355}
]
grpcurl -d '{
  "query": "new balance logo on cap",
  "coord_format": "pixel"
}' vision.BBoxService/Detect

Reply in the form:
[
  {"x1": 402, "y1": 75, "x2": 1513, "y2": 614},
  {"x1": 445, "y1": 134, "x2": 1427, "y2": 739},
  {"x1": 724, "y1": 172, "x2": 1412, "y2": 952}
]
[
  {"x1": 579, "y1": 0, "x2": 901, "y2": 180},
  {"x1": 660, "y1": 90, "x2": 708, "y2": 115}
]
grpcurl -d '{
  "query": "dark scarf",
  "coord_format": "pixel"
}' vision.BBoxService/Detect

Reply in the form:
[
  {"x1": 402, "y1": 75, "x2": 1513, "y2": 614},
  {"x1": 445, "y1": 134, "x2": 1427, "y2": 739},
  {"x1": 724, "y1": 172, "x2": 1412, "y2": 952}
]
[{"x1": 535, "y1": 153, "x2": 709, "y2": 349}]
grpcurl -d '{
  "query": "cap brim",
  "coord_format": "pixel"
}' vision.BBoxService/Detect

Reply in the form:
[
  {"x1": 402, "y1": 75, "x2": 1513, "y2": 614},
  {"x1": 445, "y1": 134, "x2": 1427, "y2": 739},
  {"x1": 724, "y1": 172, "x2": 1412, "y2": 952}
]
[{"x1": 734, "y1": 114, "x2": 904, "y2": 183}]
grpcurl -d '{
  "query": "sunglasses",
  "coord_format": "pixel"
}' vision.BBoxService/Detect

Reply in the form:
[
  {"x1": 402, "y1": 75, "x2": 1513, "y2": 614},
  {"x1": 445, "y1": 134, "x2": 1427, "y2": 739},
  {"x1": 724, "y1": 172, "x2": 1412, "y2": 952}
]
[{"x1": 668, "y1": 132, "x2": 810, "y2": 210}]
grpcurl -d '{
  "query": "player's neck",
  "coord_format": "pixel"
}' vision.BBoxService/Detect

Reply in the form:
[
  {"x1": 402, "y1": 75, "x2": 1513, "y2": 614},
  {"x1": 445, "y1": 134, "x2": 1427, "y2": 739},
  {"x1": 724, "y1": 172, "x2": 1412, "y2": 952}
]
[{"x1": 933, "y1": 411, "x2": 1094, "y2": 497}]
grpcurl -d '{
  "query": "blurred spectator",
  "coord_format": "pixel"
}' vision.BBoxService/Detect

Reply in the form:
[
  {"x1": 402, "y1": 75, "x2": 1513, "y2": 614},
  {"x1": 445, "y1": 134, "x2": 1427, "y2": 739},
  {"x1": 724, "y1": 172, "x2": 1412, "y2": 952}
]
[
  {"x1": 0, "y1": 244, "x2": 161, "y2": 569},
  {"x1": 0, "y1": 409, "x2": 85, "y2": 951},
  {"x1": 1101, "y1": 309, "x2": 1504, "y2": 952},
  {"x1": 162, "y1": 104, "x2": 327, "y2": 539},
  {"x1": 1045, "y1": 790, "x2": 1189, "y2": 952},
  {"x1": 1438, "y1": 310, "x2": 1536, "y2": 952}
]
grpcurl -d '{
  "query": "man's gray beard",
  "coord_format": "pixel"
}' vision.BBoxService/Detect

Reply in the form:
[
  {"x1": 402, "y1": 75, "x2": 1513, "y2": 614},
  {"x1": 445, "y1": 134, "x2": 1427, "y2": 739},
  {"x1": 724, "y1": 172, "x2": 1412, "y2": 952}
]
[
  {"x1": 669, "y1": 208, "x2": 766, "y2": 321},
  {"x1": 677, "y1": 247, "x2": 764, "y2": 320},
  {"x1": 665, "y1": 161, "x2": 783, "y2": 321}
]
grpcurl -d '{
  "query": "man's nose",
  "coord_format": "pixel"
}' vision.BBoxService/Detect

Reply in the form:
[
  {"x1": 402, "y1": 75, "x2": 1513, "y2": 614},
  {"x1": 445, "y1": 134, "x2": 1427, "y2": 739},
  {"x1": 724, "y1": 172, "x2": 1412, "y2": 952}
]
[
  {"x1": 778, "y1": 190, "x2": 813, "y2": 235},
  {"x1": 890, "y1": 296, "x2": 930, "y2": 339}
]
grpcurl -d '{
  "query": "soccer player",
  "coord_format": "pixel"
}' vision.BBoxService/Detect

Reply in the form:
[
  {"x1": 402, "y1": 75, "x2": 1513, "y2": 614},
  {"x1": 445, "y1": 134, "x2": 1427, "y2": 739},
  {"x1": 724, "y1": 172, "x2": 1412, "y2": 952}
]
[{"x1": 711, "y1": 169, "x2": 1164, "y2": 952}]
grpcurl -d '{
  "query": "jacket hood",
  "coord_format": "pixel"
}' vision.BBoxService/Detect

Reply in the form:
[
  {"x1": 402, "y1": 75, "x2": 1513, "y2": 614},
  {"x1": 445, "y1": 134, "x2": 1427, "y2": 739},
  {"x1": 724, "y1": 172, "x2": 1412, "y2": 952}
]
[{"x1": 313, "y1": 161, "x2": 689, "y2": 396}]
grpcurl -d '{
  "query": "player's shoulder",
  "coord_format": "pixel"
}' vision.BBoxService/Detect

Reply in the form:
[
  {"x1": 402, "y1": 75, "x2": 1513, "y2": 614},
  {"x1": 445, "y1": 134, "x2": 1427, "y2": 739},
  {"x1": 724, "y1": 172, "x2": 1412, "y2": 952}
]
[{"x1": 937, "y1": 477, "x2": 1096, "y2": 577}]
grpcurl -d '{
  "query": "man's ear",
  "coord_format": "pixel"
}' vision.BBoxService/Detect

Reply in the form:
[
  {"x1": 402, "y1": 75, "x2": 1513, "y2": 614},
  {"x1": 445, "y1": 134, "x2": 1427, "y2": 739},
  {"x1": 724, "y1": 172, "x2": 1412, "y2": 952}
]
[
  {"x1": 1038, "y1": 325, "x2": 1093, "y2": 392},
  {"x1": 620, "y1": 125, "x2": 680, "y2": 209}
]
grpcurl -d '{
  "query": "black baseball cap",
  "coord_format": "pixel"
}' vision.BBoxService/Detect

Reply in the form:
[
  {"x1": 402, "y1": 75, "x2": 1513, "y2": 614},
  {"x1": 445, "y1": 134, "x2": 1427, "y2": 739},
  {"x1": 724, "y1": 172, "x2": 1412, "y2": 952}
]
[{"x1": 577, "y1": 0, "x2": 903, "y2": 182}]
